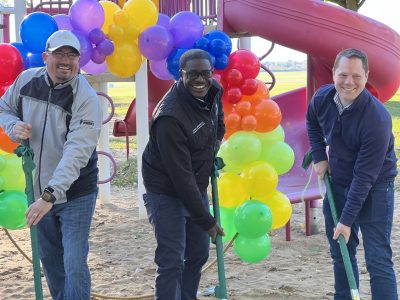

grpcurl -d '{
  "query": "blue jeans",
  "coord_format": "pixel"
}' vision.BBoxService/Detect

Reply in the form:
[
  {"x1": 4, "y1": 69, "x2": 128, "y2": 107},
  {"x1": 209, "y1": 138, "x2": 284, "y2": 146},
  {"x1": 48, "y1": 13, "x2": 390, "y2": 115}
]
[
  {"x1": 144, "y1": 192, "x2": 210, "y2": 300},
  {"x1": 37, "y1": 192, "x2": 97, "y2": 300},
  {"x1": 323, "y1": 181, "x2": 398, "y2": 300}
]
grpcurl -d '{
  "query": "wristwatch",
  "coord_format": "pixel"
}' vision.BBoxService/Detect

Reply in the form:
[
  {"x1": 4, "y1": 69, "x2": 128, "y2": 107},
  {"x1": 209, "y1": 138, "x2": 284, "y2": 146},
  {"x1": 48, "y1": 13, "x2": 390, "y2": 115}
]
[{"x1": 41, "y1": 186, "x2": 56, "y2": 203}]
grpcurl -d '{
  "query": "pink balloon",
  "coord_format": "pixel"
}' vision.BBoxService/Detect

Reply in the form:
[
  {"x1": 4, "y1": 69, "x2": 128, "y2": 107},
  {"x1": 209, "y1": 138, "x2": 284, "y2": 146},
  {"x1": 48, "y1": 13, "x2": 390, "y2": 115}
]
[{"x1": 81, "y1": 60, "x2": 107, "y2": 75}]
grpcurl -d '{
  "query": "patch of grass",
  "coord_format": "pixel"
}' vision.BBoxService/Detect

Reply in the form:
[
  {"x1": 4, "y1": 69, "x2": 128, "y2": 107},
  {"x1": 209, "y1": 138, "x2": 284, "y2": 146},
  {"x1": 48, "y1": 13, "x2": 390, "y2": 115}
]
[{"x1": 111, "y1": 157, "x2": 138, "y2": 187}]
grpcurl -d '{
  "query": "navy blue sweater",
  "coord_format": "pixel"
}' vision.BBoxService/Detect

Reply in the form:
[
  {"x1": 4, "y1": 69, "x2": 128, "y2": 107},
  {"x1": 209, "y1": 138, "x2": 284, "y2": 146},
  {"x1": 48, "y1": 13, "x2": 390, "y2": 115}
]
[{"x1": 306, "y1": 84, "x2": 397, "y2": 226}]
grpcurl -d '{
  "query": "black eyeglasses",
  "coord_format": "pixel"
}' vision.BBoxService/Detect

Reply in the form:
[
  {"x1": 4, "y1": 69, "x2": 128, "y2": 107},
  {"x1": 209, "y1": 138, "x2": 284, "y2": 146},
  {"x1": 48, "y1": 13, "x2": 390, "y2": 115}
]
[
  {"x1": 181, "y1": 69, "x2": 213, "y2": 80},
  {"x1": 48, "y1": 51, "x2": 80, "y2": 60}
]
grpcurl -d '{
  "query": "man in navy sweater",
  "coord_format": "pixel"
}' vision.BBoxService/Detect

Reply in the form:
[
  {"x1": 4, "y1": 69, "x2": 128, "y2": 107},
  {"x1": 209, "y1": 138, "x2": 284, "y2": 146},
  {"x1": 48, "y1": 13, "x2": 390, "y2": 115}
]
[{"x1": 307, "y1": 48, "x2": 398, "y2": 299}]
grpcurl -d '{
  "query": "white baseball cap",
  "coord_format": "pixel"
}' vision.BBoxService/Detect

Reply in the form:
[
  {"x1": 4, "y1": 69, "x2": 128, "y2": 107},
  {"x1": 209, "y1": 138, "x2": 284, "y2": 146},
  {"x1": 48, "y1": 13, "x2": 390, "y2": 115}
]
[{"x1": 46, "y1": 30, "x2": 81, "y2": 54}]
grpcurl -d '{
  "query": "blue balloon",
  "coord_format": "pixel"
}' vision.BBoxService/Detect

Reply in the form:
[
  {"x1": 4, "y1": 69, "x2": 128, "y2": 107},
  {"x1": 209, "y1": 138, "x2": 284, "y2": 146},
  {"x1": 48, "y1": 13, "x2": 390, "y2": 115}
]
[
  {"x1": 205, "y1": 30, "x2": 232, "y2": 56},
  {"x1": 11, "y1": 42, "x2": 29, "y2": 69},
  {"x1": 166, "y1": 48, "x2": 190, "y2": 80},
  {"x1": 26, "y1": 53, "x2": 45, "y2": 68},
  {"x1": 209, "y1": 38, "x2": 227, "y2": 57},
  {"x1": 20, "y1": 12, "x2": 58, "y2": 53},
  {"x1": 194, "y1": 37, "x2": 210, "y2": 51},
  {"x1": 214, "y1": 54, "x2": 229, "y2": 70}
]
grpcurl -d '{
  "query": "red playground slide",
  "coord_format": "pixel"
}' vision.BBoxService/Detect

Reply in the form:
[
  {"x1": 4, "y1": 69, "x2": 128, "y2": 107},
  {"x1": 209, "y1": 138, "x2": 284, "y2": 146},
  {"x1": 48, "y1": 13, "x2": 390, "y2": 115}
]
[{"x1": 219, "y1": 0, "x2": 400, "y2": 238}]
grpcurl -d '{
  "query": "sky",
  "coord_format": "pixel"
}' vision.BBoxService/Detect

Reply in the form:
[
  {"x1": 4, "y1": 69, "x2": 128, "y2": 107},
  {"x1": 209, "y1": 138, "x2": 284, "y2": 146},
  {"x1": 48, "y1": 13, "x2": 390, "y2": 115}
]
[{"x1": 241, "y1": 0, "x2": 400, "y2": 62}]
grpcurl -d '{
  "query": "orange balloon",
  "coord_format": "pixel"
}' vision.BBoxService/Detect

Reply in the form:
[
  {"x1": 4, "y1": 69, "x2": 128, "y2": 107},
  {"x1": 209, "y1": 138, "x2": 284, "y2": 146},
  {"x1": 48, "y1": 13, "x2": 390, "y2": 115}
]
[
  {"x1": 224, "y1": 128, "x2": 235, "y2": 140},
  {"x1": 0, "y1": 128, "x2": 18, "y2": 153},
  {"x1": 222, "y1": 100, "x2": 235, "y2": 115},
  {"x1": 253, "y1": 99, "x2": 282, "y2": 132},
  {"x1": 225, "y1": 112, "x2": 241, "y2": 131},
  {"x1": 241, "y1": 115, "x2": 257, "y2": 131},
  {"x1": 242, "y1": 80, "x2": 269, "y2": 104},
  {"x1": 235, "y1": 100, "x2": 252, "y2": 116}
]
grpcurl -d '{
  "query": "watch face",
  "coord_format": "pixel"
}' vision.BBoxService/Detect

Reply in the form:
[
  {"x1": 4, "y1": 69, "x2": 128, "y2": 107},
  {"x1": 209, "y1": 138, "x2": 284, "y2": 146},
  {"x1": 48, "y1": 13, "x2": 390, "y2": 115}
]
[{"x1": 42, "y1": 191, "x2": 53, "y2": 202}]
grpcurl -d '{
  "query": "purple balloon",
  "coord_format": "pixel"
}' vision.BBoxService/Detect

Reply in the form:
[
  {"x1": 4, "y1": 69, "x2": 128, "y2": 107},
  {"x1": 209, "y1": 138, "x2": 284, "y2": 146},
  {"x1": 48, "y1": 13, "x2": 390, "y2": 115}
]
[
  {"x1": 91, "y1": 47, "x2": 106, "y2": 64},
  {"x1": 69, "y1": 0, "x2": 104, "y2": 35},
  {"x1": 97, "y1": 39, "x2": 114, "y2": 56},
  {"x1": 72, "y1": 30, "x2": 92, "y2": 67},
  {"x1": 53, "y1": 14, "x2": 72, "y2": 30},
  {"x1": 169, "y1": 12, "x2": 204, "y2": 48},
  {"x1": 139, "y1": 25, "x2": 173, "y2": 61},
  {"x1": 81, "y1": 60, "x2": 107, "y2": 75},
  {"x1": 150, "y1": 59, "x2": 174, "y2": 81},
  {"x1": 157, "y1": 13, "x2": 170, "y2": 29},
  {"x1": 89, "y1": 28, "x2": 105, "y2": 46}
]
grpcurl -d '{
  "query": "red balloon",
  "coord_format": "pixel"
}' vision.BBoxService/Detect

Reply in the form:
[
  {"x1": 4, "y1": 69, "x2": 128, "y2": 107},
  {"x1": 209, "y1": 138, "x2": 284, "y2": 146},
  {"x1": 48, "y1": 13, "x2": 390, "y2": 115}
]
[
  {"x1": 226, "y1": 87, "x2": 242, "y2": 104},
  {"x1": 241, "y1": 114, "x2": 257, "y2": 131},
  {"x1": 226, "y1": 68, "x2": 243, "y2": 86},
  {"x1": 0, "y1": 84, "x2": 10, "y2": 97},
  {"x1": 0, "y1": 44, "x2": 23, "y2": 85},
  {"x1": 229, "y1": 50, "x2": 260, "y2": 79},
  {"x1": 241, "y1": 78, "x2": 258, "y2": 95},
  {"x1": 235, "y1": 100, "x2": 252, "y2": 116},
  {"x1": 253, "y1": 99, "x2": 282, "y2": 132},
  {"x1": 0, "y1": 128, "x2": 18, "y2": 153}
]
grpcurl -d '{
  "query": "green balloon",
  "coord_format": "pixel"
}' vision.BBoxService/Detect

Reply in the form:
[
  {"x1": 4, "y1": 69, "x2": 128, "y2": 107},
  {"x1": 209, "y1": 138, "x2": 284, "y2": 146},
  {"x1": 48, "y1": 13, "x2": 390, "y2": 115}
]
[
  {"x1": 256, "y1": 125, "x2": 285, "y2": 148},
  {"x1": 234, "y1": 200, "x2": 272, "y2": 238},
  {"x1": 0, "y1": 191, "x2": 28, "y2": 230},
  {"x1": 209, "y1": 205, "x2": 236, "y2": 243},
  {"x1": 234, "y1": 234, "x2": 271, "y2": 263},
  {"x1": 0, "y1": 154, "x2": 6, "y2": 171},
  {"x1": 217, "y1": 142, "x2": 245, "y2": 173},
  {"x1": 225, "y1": 131, "x2": 262, "y2": 166},
  {"x1": 0, "y1": 154, "x2": 25, "y2": 192},
  {"x1": 259, "y1": 141, "x2": 295, "y2": 175},
  {"x1": 220, "y1": 207, "x2": 236, "y2": 243}
]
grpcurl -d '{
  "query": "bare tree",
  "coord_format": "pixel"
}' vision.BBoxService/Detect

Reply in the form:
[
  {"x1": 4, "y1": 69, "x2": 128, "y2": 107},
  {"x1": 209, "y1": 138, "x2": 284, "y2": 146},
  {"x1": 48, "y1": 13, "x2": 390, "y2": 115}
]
[{"x1": 325, "y1": 0, "x2": 366, "y2": 11}]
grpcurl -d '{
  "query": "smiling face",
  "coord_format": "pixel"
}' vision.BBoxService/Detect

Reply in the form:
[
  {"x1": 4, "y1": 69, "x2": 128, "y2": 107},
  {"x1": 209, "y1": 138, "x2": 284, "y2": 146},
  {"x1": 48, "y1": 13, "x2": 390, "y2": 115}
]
[
  {"x1": 333, "y1": 56, "x2": 369, "y2": 104},
  {"x1": 43, "y1": 46, "x2": 80, "y2": 84},
  {"x1": 180, "y1": 58, "x2": 213, "y2": 99}
]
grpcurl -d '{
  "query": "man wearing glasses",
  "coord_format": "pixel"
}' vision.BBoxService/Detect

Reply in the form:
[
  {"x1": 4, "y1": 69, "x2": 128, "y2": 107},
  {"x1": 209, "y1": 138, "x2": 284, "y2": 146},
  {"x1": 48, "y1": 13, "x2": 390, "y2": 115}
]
[
  {"x1": 0, "y1": 30, "x2": 102, "y2": 299},
  {"x1": 142, "y1": 49, "x2": 225, "y2": 300}
]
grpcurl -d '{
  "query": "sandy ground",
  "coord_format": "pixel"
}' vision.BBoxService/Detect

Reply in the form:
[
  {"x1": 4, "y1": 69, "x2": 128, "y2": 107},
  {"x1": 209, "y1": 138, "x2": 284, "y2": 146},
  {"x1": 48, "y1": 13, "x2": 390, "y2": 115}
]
[{"x1": 1, "y1": 185, "x2": 399, "y2": 299}]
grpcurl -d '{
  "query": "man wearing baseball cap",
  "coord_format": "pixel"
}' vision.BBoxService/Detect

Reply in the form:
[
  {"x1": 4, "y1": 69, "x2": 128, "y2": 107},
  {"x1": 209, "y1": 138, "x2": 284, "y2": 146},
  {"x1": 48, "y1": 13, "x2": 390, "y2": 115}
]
[{"x1": 0, "y1": 30, "x2": 102, "y2": 300}]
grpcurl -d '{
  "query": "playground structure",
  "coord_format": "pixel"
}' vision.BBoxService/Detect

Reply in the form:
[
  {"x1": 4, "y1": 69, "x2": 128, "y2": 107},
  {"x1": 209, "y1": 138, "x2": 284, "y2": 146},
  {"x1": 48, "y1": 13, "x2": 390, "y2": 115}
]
[{"x1": 1, "y1": 0, "x2": 400, "y2": 241}]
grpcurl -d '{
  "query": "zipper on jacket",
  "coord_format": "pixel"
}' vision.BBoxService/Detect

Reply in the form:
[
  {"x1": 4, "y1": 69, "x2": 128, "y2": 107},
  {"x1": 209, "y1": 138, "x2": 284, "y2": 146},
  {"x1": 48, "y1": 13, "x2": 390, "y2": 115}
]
[{"x1": 38, "y1": 88, "x2": 52, "y2": 194}]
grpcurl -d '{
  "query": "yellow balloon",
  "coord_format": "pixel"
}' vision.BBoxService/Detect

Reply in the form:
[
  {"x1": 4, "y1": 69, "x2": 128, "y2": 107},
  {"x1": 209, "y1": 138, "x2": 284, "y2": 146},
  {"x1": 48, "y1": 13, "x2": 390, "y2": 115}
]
[
  {"x1": 106, "y1": 42, "x2": 142, "y2": 78},
  {"x1": 241, "y1": 161, "x2": 278, "y2": 198},
  {"x1": 123, "y1": 0, "x2": 158, "y2": 32},
  {"x1": 258, "y1": 191, "x2": 292, "y2": 229},
  {"x1": 108, "y1": 24, "x2": 125, "y2": 44},
  {"x1": 217, "y1": 172, "x2": 249, "y2": 208},
  {"x1": 123, "y1": 23, "x2": 141, "y2": 41},
  {"x1": 100, "y1": 1, "x2": 121, "y2": 34},
  {"x1": 118, "y1": 0, "x2": 126, "y2": 8},
  {"x1": 113, "y1": 9, "x2": 129, "y2": 28},
  {"x1": 151, "y1": 0, "x2": 159, "y2": 11}
]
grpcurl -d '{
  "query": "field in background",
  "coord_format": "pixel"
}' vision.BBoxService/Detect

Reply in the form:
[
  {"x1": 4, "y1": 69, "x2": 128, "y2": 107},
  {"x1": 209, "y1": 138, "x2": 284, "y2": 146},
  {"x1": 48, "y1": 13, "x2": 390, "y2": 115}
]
[{"x1": 106, "y1": 72, "x2": 400, "y2": 186}]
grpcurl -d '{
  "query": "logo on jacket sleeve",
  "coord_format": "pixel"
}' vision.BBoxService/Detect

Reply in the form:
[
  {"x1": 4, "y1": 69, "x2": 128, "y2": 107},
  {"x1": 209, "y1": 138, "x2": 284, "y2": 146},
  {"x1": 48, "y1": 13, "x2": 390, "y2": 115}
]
[
  {"x1": 80, "y1": 119, "x2": 94, "y2": 126},
  {"x1": 193, "y1": 121, "x2": 205, "y2": 134}
]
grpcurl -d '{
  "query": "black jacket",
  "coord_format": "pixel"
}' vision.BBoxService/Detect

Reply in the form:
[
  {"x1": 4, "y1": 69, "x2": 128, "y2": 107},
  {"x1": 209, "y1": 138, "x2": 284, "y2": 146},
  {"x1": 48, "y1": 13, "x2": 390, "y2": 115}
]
[{"x1": 142, "y1": 79, "x2": 225, "y2": 230}]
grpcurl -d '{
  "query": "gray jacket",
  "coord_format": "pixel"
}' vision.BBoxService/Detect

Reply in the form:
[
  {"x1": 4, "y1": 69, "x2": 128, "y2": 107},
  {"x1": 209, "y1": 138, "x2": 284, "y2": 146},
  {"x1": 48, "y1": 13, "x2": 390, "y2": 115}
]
[{"x1": 0, "y1": 67, "x2": 102, "y2": 204}]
